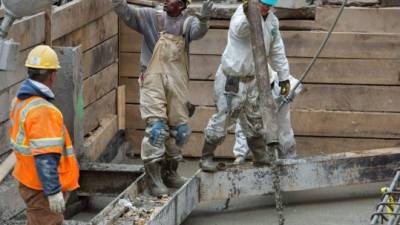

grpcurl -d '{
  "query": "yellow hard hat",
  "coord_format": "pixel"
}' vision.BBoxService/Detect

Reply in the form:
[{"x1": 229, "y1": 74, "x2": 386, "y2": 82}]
[{"x1": 25, "y1": 45, "x2": 61, "y2": 70}]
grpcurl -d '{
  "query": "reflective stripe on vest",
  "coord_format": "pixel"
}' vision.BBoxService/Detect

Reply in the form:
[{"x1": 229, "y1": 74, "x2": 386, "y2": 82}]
[{"x1": 12, "y1": 98, "x2": 63, "y2": 155}]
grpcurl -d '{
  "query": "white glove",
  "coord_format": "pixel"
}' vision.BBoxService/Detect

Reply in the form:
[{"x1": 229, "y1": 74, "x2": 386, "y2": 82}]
[
  {"x1": 48, "y1": 192, "x2": 65, "y2": 214},
  {"x1": 200, "y1": 0, "x2": 213, "y2": 20}
]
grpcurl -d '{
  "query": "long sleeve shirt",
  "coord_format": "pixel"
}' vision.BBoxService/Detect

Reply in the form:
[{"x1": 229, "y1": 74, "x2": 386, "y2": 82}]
[{"x1": 112, "y1": 0, "x2": 209, "y2": 71}]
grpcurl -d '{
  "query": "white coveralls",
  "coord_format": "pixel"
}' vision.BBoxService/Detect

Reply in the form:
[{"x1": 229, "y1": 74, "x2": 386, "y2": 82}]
[
  {"x1": 233, "y1": 73, "x2": 302, "y2": 159},
  {"x1": 204, "y1": 5, "x2": 291, "y2": 149}
]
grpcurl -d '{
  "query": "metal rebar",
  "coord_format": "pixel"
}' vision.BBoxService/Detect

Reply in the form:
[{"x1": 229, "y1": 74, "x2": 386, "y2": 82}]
[{"x1": 371, "y1": 171, "x2": 400, "y2": 224}]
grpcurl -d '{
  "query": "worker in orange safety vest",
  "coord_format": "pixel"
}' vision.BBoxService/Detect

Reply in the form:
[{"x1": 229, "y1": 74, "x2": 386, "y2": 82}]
[{"x1": 9, "y1": 45, "x2": 80, "y2": 225}]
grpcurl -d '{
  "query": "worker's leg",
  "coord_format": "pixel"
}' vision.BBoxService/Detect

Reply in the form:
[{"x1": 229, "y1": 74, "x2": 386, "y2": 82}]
[
  {"x1": 240, "y1": 79, "x2": 270, "y2": 166},
  {"x1": 18, "y1": 183, "x2": 63, "y2": 225},
  {"x1": 140, "y1": 72, "x2": 169, "y2": 196},
  {"x1": 233, "y1": 121, "x2": 249, "y2": 165},
  {"x1": 278, "y1": 102, "x2": 296, "y2": 159},
  {"x1": 162, "y1": 71, "x2": 191, "y2": 188},
  {"x1": 201, "y1": 67, "x2": 245, "y2": 172}
]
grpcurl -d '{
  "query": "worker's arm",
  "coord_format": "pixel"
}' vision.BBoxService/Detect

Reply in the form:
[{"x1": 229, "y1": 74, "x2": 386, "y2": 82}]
[
  {"x1": 268, "y1": 14, "x2": 290, "y2": 82},
  {"x1": 112, "y1": 0, "x2": 154, "y2": 33},
  {"x1": 187, "y1": 0, "x2": 213, "y2": 41},
  {"x1": 26, "y1": 105, "x2": 65, "y2": 196},
  {"x1": 230, "y1": 4, "x2": 250, "y2": 39}
]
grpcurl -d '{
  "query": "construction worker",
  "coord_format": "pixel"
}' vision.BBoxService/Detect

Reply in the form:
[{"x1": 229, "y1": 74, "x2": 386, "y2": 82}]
[
  {"x1": 9, "y1": 45, "x2": 80, "y2": 225},
  {"x1": 200, "y1": 0, "x2": 292, "y2": 172},
  {"x1": 112, "y1": 0, "x2": 213, "y2": 195},
  {"x1": 233, "y1": 68, "x2": 302, "y2": 165}
]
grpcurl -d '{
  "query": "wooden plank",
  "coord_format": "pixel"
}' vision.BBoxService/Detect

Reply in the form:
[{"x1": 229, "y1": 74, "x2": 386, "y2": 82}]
[
  {"x1": 0, "y1": 153, "x2": 16, "y2": 184},
  {"x1": 8, "y1": 13, "x2": 46, "y2": 51},
  {"x1": 0, "y1": 7, "x2": 4, "y2": 18},
  {"x1": 83, "y1": 35, "x2": 118, "y2": 79},
  {"x1": 316, "y1": 7, "x2": 400, "y2": 33},
  {"x1": 122, "y1": 77, "x2": 400, "y2": 112},
  {"x1": 0, "y1": 91, "x2": 10, "y2": 123},
  {"x1": 84, "y1": 90, "x2": 117, "y2": 135},
  {"x1": 0, "y1": 121, "x2": 10, "y2": 156},
  {"x1": 53, "y1": 11, "x2": 118, "y2": 52},
  {"x1": 292, "y1": 110, "x2": 400, "y2": 139},
  {"x1": 45, "y1": 8, "x2": 53, "y2": 46},
  {"x1": 323, "y1": 0, "x2": 379, "y2": 6},
  {"x1": 0, "y1": 49, "x2": 31, "y2": 91},
  {"x1": 127, "y1": 130, "x2": 400, "y2": 158},
  {"x1": 381, "y1": 0, "x2": 400, "y2": 6},
  {"x1": 83, "y1": 115, "x2": 118, "y2": 161},
  {"x1": 199, "y1": 148, "x2": 400, "y2": 202},
  {"x1": 121, "y1": 29, "x2": 400, "y2": 59},
  {"x1": 117, "y1": 86, "x2": 126, "y2": 130},
  {"x1": 51, "y1": 0, "x2": 113, "y2": 41},
  {"x1": 292, "y1": 84, "x2": 400, "y2": 112},
  {"x1": 289, "y1": 58, "x2": 400, "y2": 85},
  {"x1": 83, "y1": 63, "x2": 118, "y2": 107},
  {"x1": 126, "y1": 104, "x2": 400, "y2": 138},
  {"x1": 119, "y1": 53, "x2": 400, "y2": 85}
]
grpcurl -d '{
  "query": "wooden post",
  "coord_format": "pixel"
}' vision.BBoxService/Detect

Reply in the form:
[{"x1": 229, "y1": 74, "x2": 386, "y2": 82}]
[
  {"x1": 247, "y1": 1, "x2": 279, "y2": 144},
  {"x1": 247, "y1": 1, "x2": 284, "y2": 224},
  {"x1": 117, "y1": 85, "x2": 126, "y2": 130},
  {"x1": 45, "y1": 6, "x2": 53, "y2": 46}
]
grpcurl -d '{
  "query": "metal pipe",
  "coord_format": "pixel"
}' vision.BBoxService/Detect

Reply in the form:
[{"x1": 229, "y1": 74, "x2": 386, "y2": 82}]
[
  {"x1": 371, "y1": 170, "x2": 400, "y2": 224},
  {"x1": 0, "y1": 14, "x2": 15, "y2": 40}
]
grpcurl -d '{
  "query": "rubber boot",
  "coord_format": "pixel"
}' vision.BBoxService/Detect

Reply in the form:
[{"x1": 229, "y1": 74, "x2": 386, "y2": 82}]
[
  {"x1": 199, "y1": 140, "x2": 220, "y2": 172},
  {"x1": 144, "y1": 161, "x2": 169, "y2": 196},
  {"x1": 162, "y1": 158, "x2": 187, "y2": 188},
  {"x1": 247, "y1": 136, "x2": 270, "y2": 166}
]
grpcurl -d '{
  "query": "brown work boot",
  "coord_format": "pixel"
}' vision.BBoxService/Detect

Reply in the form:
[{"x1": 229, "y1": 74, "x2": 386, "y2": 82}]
[
  {"x1": 162, "y1": 158, "x2": 187, "y2": 188},
  {"x1": 144, "y1": 161, "x2": 169, "y2": 196},
  {"x1": 199, "y1": 140, "x2": 222, "y2": 172},
  {"x1": 247, "y1": 136, "x2": 270, "y2": 166}
]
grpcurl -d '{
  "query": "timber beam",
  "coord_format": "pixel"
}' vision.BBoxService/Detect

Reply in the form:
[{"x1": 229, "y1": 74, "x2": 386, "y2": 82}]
[{"x1": 199, "y1": 148, "x2": 400, "y2": 201}]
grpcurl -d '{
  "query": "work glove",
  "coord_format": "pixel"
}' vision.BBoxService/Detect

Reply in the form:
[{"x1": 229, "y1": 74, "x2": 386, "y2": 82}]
[
  {"x1": 199, "y1": 0, "x2": 213, "y2": 20},
  {"x1": 186, "y1": 102, "x2": 196, "y2": 118},
  {"x1": 279, "y1": 80, "x2": 290, "y2": 97},
  {"x1": 242, "y1": 0, "x2": 249, "y2": 16},
  {"x1": 48, "y1": 192, "x2": 65, "y2": 214}
]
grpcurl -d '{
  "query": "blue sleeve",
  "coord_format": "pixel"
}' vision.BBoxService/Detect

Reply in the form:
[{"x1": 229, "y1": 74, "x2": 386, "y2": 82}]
[{"x1": 34, "y1": 153, "x2": 61, "y2": 196}]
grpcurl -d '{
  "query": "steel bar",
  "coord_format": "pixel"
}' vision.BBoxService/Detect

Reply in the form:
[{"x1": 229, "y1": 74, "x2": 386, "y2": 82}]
[{"x1": 371, "y1": 170, "x2": 400, "y2": 224}]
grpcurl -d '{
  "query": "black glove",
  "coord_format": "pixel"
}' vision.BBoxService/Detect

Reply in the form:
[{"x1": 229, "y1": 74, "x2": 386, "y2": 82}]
[
  {"x1": 186, "y1": 102, "x2": 196, "y2": 118},
  {"x1": 279, "y1": 80, "x2": 290, "y2": 97},
  {"x1": 225, "y1": 76, "x2": 240, "y2": 94}
]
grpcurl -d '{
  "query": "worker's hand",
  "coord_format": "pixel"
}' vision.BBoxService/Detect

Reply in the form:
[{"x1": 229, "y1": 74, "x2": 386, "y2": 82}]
[
  {"x1": 48, "y1": 192, "x2": 65, "y2": 214},
  {"x1": 279, "y1": 80, "x2": 290, "y2": 97},
  {"x1": 186, "y1": 102, "x2": 196, "y2": 118},
  {"x1": 243, "y1": 0, "x2": 249, "y2": 16},
  {"x1": 200, "y1": 0, "x2": 213, "y2": 20}
]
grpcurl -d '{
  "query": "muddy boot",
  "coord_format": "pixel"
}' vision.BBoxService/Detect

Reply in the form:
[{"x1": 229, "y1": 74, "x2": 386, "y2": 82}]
[
  {"x1": 247, "y1": 136, "x2": 270, "y2": 166},
  {"x1": 199, "y1": 140, "x2": 220, "y2": 172},
  {"x1": 144, "y1": 161, "x2": 169, "y2": 196},
  {"x1": 162, "y1": 158, "x2": 187, "y2": 188}
]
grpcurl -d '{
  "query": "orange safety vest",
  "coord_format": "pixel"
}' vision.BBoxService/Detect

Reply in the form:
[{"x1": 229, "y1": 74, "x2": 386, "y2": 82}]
[{"x1": 9, "y1": 96, "x2": 79, "y2": 192}]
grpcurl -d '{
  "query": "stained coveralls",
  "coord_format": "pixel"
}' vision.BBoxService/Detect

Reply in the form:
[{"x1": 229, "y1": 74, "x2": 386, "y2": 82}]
[
  {"x1": 200, "y1": 4, "x2": 291, "y2": 171},
  {"x1": 234, "y1": 72, "x2": 302, "y2": 160},
  {"x1": 112, "y1": 0, "x2": 209, "y2": 195},
  {"x1": 9, "y1": 79, "x2": 80, "y2": 225}
]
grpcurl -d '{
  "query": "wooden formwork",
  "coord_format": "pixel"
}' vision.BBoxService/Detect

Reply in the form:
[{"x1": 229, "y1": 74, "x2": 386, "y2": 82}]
[
  {"x1": 119, "y1": 3, "x2": 400, "y2": 158},
  {"x1": 0, "y1": 0, "x2": 121, "y2": 160}
]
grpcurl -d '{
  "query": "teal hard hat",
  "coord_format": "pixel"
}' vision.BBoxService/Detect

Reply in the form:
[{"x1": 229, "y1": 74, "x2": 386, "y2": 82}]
[{"x1": 260, "y1": 0, "x2": 278, "y2": 6}]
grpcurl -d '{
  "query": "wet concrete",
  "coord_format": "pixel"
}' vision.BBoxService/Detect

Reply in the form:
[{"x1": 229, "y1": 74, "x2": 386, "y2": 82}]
[{"x1": 183, "y1": 197, "x2": 377, "y2": 225}]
